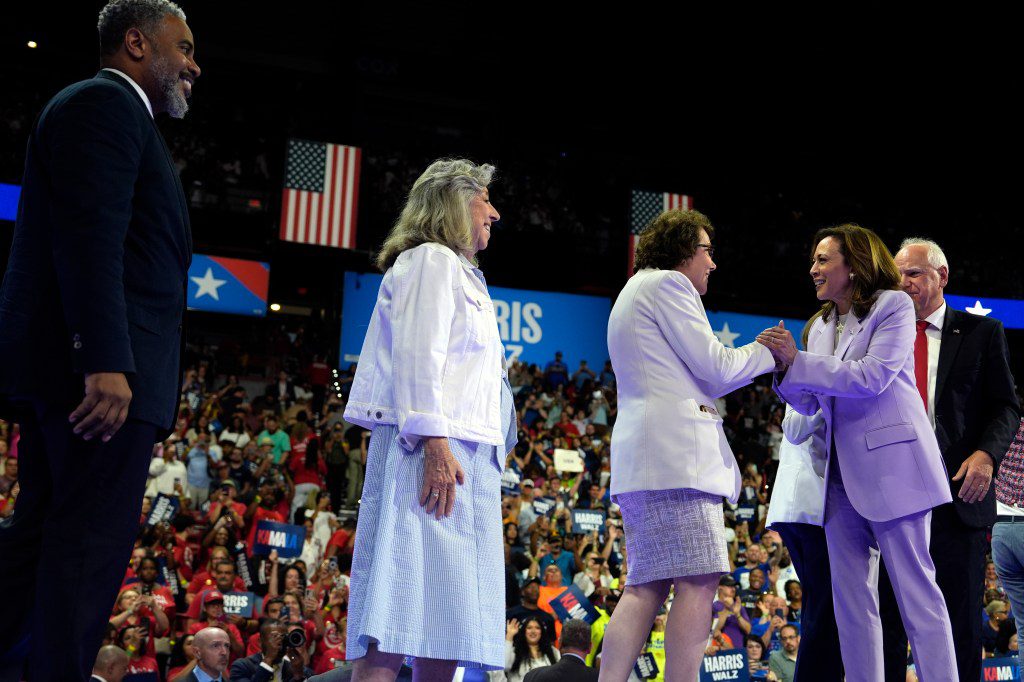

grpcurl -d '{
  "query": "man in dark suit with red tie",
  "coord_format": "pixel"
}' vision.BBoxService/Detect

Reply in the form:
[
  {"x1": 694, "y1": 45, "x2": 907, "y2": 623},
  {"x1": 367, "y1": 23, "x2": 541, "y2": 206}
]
[
  {"x1": 878, "y1": 238, "x2": 1020, "y2": 682},
  {"x1": 0, "y1": 1, "x2": 199, "y2": 679}
]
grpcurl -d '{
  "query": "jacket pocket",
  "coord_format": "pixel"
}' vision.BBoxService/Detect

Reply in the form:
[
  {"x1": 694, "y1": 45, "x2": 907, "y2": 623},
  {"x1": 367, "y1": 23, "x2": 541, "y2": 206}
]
[{"x1": 864, "y1": 422, "x2": 917, "y2": 450}]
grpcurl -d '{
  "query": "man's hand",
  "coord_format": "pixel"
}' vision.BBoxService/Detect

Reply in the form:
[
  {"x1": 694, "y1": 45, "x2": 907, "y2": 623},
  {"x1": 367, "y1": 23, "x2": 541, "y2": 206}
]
[
  {"x1": 952, "y1": 450, "x2": 995, "y2": 504},
  {"x1": 69, "y1": 372, "x2": 132, "y2": 441},
  {"x1": 419, "y1": 437, "x2": 465, "y2": 519}
]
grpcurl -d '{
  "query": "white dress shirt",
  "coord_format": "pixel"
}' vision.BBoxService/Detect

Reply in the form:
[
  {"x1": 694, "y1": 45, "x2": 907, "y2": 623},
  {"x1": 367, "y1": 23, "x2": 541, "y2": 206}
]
[
  {"x1": 101, "y1": 68, "x2": 153, "y2": 118},
  {"x1": 345, "y1": 243, "x2": 505, "y2": 455},
  {"x1": 920, "y1": 303, "x2": 946, "y2": 427}
]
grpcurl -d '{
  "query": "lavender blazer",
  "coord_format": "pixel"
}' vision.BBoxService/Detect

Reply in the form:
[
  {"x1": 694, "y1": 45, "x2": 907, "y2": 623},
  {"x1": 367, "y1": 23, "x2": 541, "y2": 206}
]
[{"x1": 774, "y1": 289, "x2": 952, "y2": 523}]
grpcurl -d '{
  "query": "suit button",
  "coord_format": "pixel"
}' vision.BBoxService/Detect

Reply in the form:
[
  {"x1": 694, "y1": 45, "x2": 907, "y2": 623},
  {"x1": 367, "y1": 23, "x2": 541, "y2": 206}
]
[
  {"x1": 73, "y1": 341, "x2": 82, "y2": 350},
  {"x1": 375, "y1": 411, "x2": 383, "y2": 419}
]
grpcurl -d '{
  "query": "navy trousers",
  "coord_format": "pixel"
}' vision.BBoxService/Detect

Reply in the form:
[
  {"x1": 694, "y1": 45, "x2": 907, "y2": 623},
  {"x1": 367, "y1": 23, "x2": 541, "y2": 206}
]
[
  {"x1": 0, "y1": 401, "x2": 157, "y2": 682},
  {"x1": 773, "y1": 522, "x2": 843, "y2": 682}
]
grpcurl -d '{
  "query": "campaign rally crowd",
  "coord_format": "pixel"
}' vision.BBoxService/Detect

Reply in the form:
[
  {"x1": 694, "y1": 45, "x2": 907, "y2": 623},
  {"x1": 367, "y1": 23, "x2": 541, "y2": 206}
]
[{"x1": 0, "y1": 343, "x2": 1019, "y2": 681}]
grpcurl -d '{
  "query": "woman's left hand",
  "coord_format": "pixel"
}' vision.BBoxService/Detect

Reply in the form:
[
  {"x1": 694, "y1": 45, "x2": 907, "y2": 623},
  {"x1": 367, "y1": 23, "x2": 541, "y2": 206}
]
[{"x1": 420, "y1": 437, "x2": 465, "y2": 520}]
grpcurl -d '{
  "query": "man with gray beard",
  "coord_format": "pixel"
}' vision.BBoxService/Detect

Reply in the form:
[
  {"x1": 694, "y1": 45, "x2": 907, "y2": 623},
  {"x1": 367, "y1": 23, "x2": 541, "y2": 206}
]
[{"x1": 0, "y1": 1, "x2": 199, "y2": 679}]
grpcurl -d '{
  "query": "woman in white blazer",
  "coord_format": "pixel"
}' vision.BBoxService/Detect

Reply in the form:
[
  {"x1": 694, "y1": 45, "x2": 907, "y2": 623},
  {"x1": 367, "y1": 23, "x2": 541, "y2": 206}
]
[
  {"x1": 764, "y1": 313, "x2": 842, "y2": 682},
  {"x1": 599, "y1": 210, "x2": 775, "y2": 682}
]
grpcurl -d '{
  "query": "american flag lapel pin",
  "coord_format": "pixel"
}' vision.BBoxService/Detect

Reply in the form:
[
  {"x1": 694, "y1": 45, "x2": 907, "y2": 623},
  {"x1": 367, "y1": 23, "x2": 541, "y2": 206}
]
[{"x1": 952, "y1": 328, "x2": 960, "y2": 334}]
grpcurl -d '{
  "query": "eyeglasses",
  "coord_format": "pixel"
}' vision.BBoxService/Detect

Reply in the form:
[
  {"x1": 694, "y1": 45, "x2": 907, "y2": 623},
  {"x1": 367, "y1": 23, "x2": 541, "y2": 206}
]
[{"x1": 698, "y1": 243, "x2": 715, "y2": 258}]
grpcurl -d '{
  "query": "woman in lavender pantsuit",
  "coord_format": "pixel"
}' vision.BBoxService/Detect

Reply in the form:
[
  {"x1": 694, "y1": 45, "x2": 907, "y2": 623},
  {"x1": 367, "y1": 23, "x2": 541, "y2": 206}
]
[
  {"x1": 343, "y1": 160, "x2": 517, "y2": 682},
  {"x1": 759, "y1": 224, "x2": 956, "y2": 682}
]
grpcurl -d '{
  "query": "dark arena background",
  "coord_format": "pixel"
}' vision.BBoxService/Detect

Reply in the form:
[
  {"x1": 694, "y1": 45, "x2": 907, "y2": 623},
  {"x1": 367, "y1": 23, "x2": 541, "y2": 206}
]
[{"x1": 0, "y1": 3, "x2": 1021, "y2": 681}]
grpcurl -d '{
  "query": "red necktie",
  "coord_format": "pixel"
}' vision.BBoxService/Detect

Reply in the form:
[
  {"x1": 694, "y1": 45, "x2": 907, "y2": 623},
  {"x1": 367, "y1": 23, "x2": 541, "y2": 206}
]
[{"x1": 914, "y1": 319, "x2": 929, "y2": 413}]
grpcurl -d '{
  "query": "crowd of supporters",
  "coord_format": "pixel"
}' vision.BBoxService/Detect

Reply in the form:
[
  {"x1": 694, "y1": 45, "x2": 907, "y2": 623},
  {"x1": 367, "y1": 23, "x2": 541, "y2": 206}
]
[{"x1": 4, "y1": 338, "x2": 1017, "y2": 681}]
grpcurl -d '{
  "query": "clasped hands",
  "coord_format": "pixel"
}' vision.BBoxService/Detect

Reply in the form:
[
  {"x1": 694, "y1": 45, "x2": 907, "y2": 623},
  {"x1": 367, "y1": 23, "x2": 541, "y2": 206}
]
[{"x1": 756, "y1": 321, "x2": 798, "y2": 368}]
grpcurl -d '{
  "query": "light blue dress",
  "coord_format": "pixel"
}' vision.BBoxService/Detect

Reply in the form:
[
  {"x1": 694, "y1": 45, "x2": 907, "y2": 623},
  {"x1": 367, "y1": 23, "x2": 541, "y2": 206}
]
[{"x1": 347, "y1": 373, "x2": 518, "y2": 669}]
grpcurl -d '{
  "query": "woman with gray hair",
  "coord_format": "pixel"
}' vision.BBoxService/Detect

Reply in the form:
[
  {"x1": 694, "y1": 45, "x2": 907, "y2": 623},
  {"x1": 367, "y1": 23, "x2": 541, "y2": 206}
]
[{"x1": 343, "y1": 159, "x2": 518, "y2": 681}]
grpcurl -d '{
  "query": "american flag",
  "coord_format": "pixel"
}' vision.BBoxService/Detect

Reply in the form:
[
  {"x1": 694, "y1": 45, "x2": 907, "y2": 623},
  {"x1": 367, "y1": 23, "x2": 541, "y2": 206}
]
[
  {"x1": 279, "y1": 139, "x2": 361, "y2": 249},
  {"x1": 628, "y1": 190, "x2": 693, "y2": 274}
]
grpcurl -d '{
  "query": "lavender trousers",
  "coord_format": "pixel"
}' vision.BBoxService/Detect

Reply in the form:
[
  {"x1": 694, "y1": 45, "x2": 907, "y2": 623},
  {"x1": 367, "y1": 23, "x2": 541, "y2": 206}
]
[{"x1": 824, "y1": 462, "x2": 957, "y2": 682}]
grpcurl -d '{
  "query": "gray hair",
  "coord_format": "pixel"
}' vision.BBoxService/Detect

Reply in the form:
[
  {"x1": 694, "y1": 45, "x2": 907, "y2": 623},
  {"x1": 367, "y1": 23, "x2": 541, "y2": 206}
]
[
  {"x1": 375, "y1": 158, "x2": 495, "y2": 271},
  {"x1": 559, "y1": 619, "x2": 592, "y2": 653},
  {"x1": 899, "y1": 237, "x2": 949, "y2": 271},
  {"x1": 98, "y1": 0, "x2": 186, "y2": 55}
]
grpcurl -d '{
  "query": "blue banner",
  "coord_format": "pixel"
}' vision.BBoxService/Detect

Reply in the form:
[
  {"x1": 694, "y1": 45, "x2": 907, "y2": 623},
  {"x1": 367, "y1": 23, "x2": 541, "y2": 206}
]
[
  {"x1": 0, "y1": 183, "x2": 19, "y2": 222},
  {"x1": 222, "y1": 591, "x2": 257, "y2": 618},
  {"x1": 339, "y1": 271, "x2": 612, "y2": 367},
  {"x1": 704, "y1": 310, "x2": 809, "y2": 350},
  {"x1": 982, "y1": 656, "x2": 1020, "y2": 681},
  {"x1": 533, "y1": 497, "x2": 556, "y2": 517},
  {"x1": 699, "y1": 650, "x2": 750, "y2": 682},
  {"x1": 572, "y1": 509, "x2": 607, "y2": 535},
  {"x1": 547, "y1": 584, "x2": 600, "y2": 624},
  {"x1": 253, "y1": 520, "x2": 305, "y2": 558},
  {"x1": 187, "y1": 254, "x2": 269, "y2": 317},
  {"x1": 146, "y1": 493, "x2": 180, "y2": 526},
  {"x1": 634, "y1": 653, "x2": 660, "y2": 679},
  {"x1": 946, "y1": 294, "x2": 1024, "y2": 330}
]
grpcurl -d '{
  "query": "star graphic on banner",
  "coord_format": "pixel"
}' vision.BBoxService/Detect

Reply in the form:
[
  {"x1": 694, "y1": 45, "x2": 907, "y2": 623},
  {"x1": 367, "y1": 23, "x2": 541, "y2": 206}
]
[
  {"x1": 714, "y1": 322, "x2": 741, "y2": 348},
  {"x1": 191, "y1": 267, "x2": 227, "y2": 301},
  {"x1": 965, "y1": 300, "x2": 992, "y2": 316}
]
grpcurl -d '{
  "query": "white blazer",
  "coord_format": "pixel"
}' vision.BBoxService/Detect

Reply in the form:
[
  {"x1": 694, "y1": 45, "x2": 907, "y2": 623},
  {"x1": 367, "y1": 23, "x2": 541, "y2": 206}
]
[
  {"x1": 345, "y1": 242, "x2": 505, "y2": 452},
  {"x1": 766, "y1": 406, "x2": 826, "y2": 527},
  {"x1": 607, "y1": 269, "x2": 775, "y2": 502}
]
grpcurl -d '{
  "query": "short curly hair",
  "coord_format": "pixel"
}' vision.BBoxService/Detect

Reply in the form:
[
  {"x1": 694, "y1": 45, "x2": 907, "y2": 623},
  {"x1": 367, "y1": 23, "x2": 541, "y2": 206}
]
[
  {"x1": 97, "y1": 0, "x2": 186, "y2": 56},
  {"x1": 633, "y1": 209, "x2": 714, "y2": 273}
]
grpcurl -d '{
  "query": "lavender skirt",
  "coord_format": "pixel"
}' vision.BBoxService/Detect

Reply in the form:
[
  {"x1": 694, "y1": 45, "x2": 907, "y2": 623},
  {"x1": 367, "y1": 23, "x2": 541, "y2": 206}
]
[{"x1": 617, "y1": 487, "x2": 730, "y2": 585}]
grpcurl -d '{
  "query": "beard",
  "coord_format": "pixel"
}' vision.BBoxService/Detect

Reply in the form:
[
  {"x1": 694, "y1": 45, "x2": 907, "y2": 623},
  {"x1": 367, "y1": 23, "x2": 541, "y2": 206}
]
[{"x1": 150, "y1": 51, "x2": 189, "y2": 119}]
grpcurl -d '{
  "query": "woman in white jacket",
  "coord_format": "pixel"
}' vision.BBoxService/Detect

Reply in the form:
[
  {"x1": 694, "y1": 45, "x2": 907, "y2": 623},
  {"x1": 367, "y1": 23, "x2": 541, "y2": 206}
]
[{"x1": 765, "y1": 313, "x2": 841, "y2": 681}]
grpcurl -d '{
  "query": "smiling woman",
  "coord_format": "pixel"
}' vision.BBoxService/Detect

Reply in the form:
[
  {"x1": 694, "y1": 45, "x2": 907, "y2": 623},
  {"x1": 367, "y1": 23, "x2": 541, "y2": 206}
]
[
  {"x1": 602, "y1": 209, "x2": 775, "y2": 681},
  {"x1": 342, "y1": 158, "x2": 518, "y2": 681}
]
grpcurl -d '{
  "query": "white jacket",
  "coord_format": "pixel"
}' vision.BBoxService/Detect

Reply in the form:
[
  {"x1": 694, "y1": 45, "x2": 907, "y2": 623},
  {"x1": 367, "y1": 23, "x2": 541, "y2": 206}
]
[
  {"x1": 765, "y1": 406, "x2": 827, "y2": 527},
  {"x1": 345, "y1": 243, "x2": 505, "y2": 452},
  {"x1": 147, "y1": 457, "x2": 189, "y2": 497},
  {"x1": 607, "y1": 269, "x2": 775, "y2": 502}
]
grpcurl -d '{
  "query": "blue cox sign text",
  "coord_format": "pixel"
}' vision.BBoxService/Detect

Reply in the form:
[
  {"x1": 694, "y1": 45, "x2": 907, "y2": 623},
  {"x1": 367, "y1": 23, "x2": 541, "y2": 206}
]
[{"x1": 339, "y1": 272, "x2": 612, "y2": 367}]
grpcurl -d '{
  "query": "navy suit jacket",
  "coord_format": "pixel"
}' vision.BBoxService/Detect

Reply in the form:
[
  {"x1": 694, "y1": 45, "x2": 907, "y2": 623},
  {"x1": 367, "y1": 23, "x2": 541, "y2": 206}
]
[
  {"x1": 522, "y1": 654, "x2": 598, "y2": 682},
  {"x1": 0, "y1": 70, "x2": 191, "y2": 438},
  {"x1": 933, "y1": 307, "x2": 1019, "y2": 527}
]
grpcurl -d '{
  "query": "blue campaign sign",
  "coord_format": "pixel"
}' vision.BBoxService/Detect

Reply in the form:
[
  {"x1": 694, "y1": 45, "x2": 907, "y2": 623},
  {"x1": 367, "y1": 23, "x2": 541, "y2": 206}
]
[
  {"x1": 187, "y1": 254, "x2": 270, "y2": 317},
  {"x1": 634, "y1": 653, "x2": 660, "y2": 679},
  {"x1": 572, "y1": 509, "x2": 607, "y2": 534},
  {"x1": 533, "y1": 497, "x2": 556, "y2": 517},
  {"x1": 699, "y1": 650, "x2": 750, "y2": 682},
  {"x1": 222, "y1": 591, "x2": 257, "y2": 618},
  {"x1": 704, "y1": 310, "x2": 809, "y2": 350},
  {"x1": 982, "y1": 656, "x2": 1020, "y2": 681},
  {"x1": 946, "y1": 294, "x2": 1024, "y2": 330},
  {"x1": 146, "y1": 493, "x2": 180, "y2": 526},
  {"x1": 339, "y1": 271, "x2": 612, "y2": 367},
  {"x1": 547, "y1": 584, "x2": 600, "y2": 624},
  {"x1": 0, "y1": 183, "x2": 19, "y2": 221},
  {"x1": 253, "y1": 520, "x2": 305, "y2": 558}
]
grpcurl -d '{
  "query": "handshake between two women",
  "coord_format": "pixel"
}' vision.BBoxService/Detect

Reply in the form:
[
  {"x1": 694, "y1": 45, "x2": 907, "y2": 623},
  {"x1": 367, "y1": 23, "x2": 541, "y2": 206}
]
[{"x1": 756, "y1": 321, "x2": 798, "y2": 369}]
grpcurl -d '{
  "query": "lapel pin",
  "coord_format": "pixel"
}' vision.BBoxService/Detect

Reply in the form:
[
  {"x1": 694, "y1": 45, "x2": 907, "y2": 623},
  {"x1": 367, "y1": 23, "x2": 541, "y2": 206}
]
[{"x1": 952, "y1": 329, "x2": 960, "y2": 334}]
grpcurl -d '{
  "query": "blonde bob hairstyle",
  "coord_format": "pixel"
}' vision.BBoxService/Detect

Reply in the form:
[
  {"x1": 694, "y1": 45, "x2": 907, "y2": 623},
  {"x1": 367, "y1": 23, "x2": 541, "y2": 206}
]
[{"x1": 375, "y1": 158, "x2": 495, "y2": 271}]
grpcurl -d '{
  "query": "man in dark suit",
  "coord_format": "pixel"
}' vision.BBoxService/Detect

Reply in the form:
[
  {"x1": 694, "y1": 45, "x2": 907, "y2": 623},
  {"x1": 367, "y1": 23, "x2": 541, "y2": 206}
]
[
  {"x1": 523, "y1": 619, "x2": 598, "y2": 682},
  {"x1": 90, "y1": 646, "x2": 129, "y2": 682},
  {"x1": 0, "y1": 1, "x2": 199, "y2": 679},
  {"x1": 230, "y1": 621, "x2": 313, "y2": 682},
  {"x1": 878, "y1": 239, "x2": 1021, "y2": 682}
]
